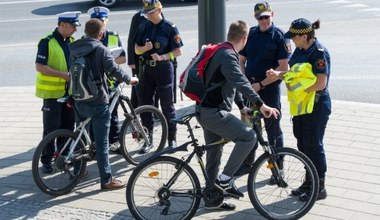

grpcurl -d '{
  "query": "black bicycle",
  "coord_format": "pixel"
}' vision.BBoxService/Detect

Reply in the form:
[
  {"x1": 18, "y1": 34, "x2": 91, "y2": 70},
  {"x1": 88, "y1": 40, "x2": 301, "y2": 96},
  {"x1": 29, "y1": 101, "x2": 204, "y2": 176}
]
[
  {"x1": 32, "y1": 83, "x2": 168, "y2": 196},
  {"x1": 126, "y1": 107, "x2": 319, "y2": 220}
]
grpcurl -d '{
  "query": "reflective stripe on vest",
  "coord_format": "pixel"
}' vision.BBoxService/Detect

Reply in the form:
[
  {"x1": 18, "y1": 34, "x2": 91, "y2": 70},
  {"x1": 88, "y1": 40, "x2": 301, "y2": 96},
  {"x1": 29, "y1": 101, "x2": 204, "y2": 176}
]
[
  {"x1": 108, "y1": 34, "x2": 118, "y2": 47},
  {"x1": 35, "y1": 35, "x2": 74, "y2": 99},
  {"x1": 284, "y1": 63, "x2": 317, "y2": 116}
]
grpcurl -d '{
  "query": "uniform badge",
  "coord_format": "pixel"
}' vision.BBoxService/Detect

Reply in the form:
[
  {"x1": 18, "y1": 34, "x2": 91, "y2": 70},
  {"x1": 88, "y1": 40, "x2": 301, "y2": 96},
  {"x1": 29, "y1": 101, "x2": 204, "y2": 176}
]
[
  {"x1": 284, "y1": 43, "x2": 292, "y2": 53},
  {"x1": 316, "y1": 59, "x2": 326, "y2": 70},
  {"x1": 174, "y1": 34, "x2": 181, "y2": 44},
  {"x1": 154, "y1": 42, "x2": 160, "y2": 49}
]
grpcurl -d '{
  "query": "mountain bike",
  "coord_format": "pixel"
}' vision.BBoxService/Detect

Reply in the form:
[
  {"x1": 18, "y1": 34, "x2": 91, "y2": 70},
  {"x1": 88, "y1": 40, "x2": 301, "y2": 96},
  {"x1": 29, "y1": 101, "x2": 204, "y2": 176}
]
[
  {"x1": 126, "y1": 106, "x2": 319, "y2": 220},
  {"x1": 32, "y1": 83, "x2": 168, "y2": 196}
]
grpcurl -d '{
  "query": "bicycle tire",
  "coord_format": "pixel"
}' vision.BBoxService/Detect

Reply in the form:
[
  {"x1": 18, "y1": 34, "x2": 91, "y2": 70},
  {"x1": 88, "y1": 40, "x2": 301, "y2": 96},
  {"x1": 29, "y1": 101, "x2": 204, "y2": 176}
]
[
  {"x1": 247, "y1": 147, "x2": 319, "y2": 220},
  {"x1": 32, "y1": 129, "x2": 87, "y2": 196},
  {"x1": 126, "y1": 156, "x2": 201, "y2": 220},
  {"x1": 119, "y1": 104, "x2": 168, "y2": 165}
]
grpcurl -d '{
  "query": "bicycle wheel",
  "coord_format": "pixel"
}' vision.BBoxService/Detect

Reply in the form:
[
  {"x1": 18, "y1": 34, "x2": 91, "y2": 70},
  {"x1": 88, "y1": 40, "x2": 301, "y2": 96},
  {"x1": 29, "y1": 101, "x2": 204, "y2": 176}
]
[
  {"x1": 32, "y1": 129, "x2": 87, "y2": 196},
  {"x1": 247, "y1": 147, "x2": 319, "y2": 220},
  {"x1": 119, "y1": 104, "x2": 168, "y2": 165},
  {"x1": 126, "y1": 156, "x2": 201, "y2": 220}
]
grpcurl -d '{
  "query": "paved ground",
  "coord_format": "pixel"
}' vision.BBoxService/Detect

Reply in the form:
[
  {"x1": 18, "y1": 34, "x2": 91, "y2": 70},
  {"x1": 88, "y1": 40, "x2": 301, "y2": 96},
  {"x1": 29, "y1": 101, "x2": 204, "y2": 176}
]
[{"x1": 0, "y1": 86, "x2": 380, "y2": 220}]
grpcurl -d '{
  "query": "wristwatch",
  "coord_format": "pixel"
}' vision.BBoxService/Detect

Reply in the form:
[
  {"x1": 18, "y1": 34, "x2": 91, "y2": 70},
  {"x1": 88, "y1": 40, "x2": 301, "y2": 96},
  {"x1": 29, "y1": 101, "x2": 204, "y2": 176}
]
[{"x1": 259, "y1": 81, "x2": 266, "y2": 90}]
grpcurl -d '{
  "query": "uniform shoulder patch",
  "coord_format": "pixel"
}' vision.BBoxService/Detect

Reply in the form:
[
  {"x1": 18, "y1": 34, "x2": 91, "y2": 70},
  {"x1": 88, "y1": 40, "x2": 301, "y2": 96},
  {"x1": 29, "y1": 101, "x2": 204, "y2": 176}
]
[
  {"x1": 316, "y1": 59, "x2": 326, "y2": 70},
  {"x1": 174, "y1": 34, "x2": 181, "y2": 44},
  {"x1": 285, "y1": 43, "x2": 292, "y2": 53}
]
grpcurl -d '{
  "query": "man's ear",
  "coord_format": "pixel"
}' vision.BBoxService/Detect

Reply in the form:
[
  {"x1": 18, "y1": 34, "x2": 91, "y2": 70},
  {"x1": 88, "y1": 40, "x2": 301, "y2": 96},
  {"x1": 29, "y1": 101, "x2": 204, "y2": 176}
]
[{"x1": 98, "y1": 31, "x2": 104, "y2": 40}]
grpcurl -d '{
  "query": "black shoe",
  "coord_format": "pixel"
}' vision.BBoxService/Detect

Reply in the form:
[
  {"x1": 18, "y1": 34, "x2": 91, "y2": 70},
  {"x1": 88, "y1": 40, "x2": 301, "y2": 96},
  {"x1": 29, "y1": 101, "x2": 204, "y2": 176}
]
[
  {"x1": 215, "y1": 178, "x2": 244, "y2": 198},
  {"x1": 268, "y1": 170, "x2": 284, "y2": 185},
  {"x1": 291, "y1": 177, "x2": 311, "y2": 196},
  {"x1": 138, "y1": 143, "x2": 152, "y2": 154},
  {"x1": 205, "y1": 201, "x2": 236, "y2": 211},
  {"x1": 233, "y1": 164, "x2": 251, "y2": 177},
  {"x1": 299, "y1": 188, "x2": 327, "y2": 201},
  {"x1": 42, "y1": 163, "x2": 53, "y2": 174}
]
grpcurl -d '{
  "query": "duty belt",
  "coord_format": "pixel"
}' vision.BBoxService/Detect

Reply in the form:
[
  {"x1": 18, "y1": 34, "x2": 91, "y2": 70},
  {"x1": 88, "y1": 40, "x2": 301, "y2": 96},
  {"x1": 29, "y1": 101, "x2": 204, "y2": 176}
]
[{"x1": 144, "y1": 59, "x2": 170, "y2": 67}]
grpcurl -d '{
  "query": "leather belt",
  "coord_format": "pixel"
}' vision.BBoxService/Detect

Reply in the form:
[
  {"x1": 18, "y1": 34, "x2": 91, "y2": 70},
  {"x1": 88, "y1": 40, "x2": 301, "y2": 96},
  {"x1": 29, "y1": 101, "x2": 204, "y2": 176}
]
[{"x1": 144, "y1": 60, "x2": 170, "y2": 67}]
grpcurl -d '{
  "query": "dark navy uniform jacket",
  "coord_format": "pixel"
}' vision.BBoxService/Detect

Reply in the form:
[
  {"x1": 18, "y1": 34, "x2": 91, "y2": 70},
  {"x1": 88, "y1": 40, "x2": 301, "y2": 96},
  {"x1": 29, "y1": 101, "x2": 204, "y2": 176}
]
[
  {"x1": 135, "y1": 19, "x2": 183, "y2": 60},
  {"x1": 239, "y1": 24, "x2": 291, "y2": 107}
]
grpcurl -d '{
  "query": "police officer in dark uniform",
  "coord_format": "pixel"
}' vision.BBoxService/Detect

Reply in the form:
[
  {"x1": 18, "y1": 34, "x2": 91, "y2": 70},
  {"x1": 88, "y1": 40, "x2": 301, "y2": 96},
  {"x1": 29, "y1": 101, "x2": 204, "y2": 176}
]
[
  {"x1": 267, "y1": 18, "x2": 331, "y2": 200},
  {"x1": 88, "y1": 6, "x2": 126, "y2": 153},
  {"x1": 134, "y1": 0, "x2": 183, "y2": 151},
  {"x1": 35, "y1": 11, "x2": 81, "y2": 173},
  {"x1": 237, "y1": 2, "x2": 291, "y2": 178},
  {"x1": 127, "y1": 2, "x2": 148, "y2": 109}
]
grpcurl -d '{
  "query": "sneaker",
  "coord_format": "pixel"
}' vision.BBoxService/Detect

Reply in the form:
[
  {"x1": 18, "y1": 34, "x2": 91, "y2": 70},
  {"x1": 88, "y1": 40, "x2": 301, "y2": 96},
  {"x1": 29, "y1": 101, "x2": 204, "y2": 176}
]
[
  {"x1": 268, "y1": 170, "x2": 284, "y2": 185},
  {"x1": 205, "y1": 201, "x2": 236, "y2": 211},
  {"x1": 109, "y1": 142, "x2": 120, "y2": 152},
  {"x1": 100, "y1": 178, "x2": 126, "y2": 190},
  {"x1": 215, "y1": 178, "x2": 244, "y2": 198},
  {"x1": 139, "y1": 143, "x2": 152, "y2": 154},
  {"x1": 42, "y1": 163, "x2": 53, "y2": 174},
  {"x1": 233, "y1": 164, "x2": 251, "y2": 177}
]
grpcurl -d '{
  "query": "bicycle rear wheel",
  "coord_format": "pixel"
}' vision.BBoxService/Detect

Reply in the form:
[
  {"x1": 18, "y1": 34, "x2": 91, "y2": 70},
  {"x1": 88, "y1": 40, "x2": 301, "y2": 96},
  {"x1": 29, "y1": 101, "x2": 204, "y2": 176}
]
[
  {"x1": 248, "y1": 147, "x2": 319, "y2": 220},
  {"x1": 119, "y1": 105, "x2": 168, "y2": 165},
  {"x1": 32, "y1": 129, "x2": 87, "y2": 196},
  {"x1": 126, "y1": 156, "x2": 201, "y2": 220}
]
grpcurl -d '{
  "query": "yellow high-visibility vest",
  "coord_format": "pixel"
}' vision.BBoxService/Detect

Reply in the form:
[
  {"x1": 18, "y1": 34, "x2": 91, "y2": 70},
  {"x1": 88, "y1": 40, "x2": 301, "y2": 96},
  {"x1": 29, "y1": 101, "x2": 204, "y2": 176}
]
[
  {"x1": 35, "y1": 34, "x2": 74, "y2": 99},
  {"x1": 284, "y1": 63, "x2": 317, "y2": 116}
]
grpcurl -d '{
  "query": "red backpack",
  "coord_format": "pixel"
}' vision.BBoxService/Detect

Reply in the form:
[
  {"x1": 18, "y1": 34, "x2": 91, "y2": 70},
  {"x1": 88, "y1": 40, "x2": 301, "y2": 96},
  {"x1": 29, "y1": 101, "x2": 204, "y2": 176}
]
[{"x1": 179, "y1": 42, "x2": 233, "y2": 103}]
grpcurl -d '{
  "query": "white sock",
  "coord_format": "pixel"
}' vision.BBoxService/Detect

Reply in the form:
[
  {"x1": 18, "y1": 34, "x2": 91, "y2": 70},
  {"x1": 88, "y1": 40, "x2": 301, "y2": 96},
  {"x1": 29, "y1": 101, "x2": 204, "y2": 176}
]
[{"x1": 218, "y1": 173, "x2": 231, "y2": 181}]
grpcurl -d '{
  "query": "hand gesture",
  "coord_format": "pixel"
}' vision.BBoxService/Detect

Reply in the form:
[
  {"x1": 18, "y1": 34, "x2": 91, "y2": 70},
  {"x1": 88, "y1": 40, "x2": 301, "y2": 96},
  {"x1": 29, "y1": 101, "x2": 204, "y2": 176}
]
[
  {"x1": 145, "y1": 40, "x2": 153, "y2": 52},
  {"x1": 266, "y1": 68, "x2": 280, "y2": 80},
  {"x1": 259, "y1": 104, "x2": 279, "y2": 119},
  {"x1": 129, "y1": 77, "x2": 139, "y2": 85}
]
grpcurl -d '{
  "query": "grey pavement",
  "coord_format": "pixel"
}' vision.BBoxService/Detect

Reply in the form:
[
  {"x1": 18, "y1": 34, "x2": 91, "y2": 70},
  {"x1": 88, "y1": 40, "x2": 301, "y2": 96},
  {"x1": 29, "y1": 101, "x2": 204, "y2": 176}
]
[{"x1": 0, "y1": 86, "x2": 380, "y2": 220}]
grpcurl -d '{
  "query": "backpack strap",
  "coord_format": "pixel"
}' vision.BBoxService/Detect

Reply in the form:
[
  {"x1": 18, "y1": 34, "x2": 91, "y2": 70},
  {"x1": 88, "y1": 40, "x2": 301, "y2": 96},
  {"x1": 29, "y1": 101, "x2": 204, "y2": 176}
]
[{"x1": 200, "y1": 42, "x2": 234, "y2": 103}]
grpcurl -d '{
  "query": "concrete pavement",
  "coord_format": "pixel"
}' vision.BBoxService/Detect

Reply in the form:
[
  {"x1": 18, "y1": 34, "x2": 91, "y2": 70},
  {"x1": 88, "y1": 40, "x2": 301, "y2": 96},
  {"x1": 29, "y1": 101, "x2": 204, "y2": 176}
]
[{"x1": 0, "y1": 86, "x2": 380, "y2": 220}]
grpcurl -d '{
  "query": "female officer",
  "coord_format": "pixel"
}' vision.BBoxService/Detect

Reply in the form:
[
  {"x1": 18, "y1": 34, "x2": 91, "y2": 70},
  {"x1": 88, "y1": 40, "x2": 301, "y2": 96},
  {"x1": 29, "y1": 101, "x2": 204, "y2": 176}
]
[
  {"x1": 267, "y1": 18, "x2": 331, "y2": 200},
  {"x1": 134, "y1": 0, "x2": 183, "y2": 152}
]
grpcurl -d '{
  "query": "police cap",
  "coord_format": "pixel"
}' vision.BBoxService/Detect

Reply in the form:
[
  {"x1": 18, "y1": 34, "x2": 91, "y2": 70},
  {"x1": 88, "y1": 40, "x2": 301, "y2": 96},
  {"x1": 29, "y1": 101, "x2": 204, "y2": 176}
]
[
  {"x1": 57, "y1": 11, "x2": 81, "y2": 26},
  {"x1": 141, "y1": 0, "x2": 162, "y2": 15},
  {"x1": 254, "y1": 1, "x2": 272, "y2": 19},
  {"x1": 87, "y1": 6, "x2": 110, "y2": 21},
  {"x1": 284, "y1": 18, "x2": 313, "y2": 38}
]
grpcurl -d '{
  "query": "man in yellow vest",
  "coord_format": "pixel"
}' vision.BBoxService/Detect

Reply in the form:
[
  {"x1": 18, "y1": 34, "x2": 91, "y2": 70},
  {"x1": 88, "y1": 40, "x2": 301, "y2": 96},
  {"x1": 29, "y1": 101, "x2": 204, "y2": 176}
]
[
  {"x1": 88, "y1": 6, "x2": 126, "y2": 154},
  {"x1": 35, "y1": 11, "x2": 81, "y2": 174}
]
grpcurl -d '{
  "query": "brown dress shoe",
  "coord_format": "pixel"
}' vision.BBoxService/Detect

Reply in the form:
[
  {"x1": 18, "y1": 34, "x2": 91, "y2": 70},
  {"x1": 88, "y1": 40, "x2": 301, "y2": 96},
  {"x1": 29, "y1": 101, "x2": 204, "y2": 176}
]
[{"x1": 100, "y1": 178, "x2": 126, "y2": 190}]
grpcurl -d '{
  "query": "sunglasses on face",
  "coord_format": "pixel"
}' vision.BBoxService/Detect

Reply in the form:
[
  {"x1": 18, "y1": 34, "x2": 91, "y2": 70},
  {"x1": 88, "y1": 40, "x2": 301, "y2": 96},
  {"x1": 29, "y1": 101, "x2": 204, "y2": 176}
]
[{"x1": 258, "y1": 15, "x2": 270, "y2": 21}]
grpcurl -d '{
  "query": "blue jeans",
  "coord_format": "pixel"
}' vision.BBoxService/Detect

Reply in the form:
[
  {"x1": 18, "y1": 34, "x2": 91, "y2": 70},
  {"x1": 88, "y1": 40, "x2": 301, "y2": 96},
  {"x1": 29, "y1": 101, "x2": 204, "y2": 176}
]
[{"x1": 75, "y1": 103, "x2": 112, "y2": 185}]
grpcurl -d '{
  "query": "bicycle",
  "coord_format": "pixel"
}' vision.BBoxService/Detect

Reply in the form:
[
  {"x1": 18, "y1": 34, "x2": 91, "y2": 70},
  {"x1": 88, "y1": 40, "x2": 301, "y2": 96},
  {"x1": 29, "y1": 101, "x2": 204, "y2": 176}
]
[
  {"x1": 32, "y1": 83, "x2": 168, "y2": 196},
  {"x1": 126, "y1": 106, "x2": 319, "y2": 220}
]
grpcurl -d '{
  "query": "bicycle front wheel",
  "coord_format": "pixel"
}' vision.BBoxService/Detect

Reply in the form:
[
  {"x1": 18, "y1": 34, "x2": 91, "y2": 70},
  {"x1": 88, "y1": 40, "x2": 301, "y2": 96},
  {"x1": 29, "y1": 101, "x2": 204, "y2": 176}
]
[
  {"x1": 32, "y1": 129, "x2": 87, "y2": 196},
  {"x1": 248, "y1": 147, "x2": 319, "y2": 220},
  {"x1": 119, "y1": 105, "x2": 168, "y2": 165},
  {"x1": 126, "y1": 156, "x2": 201, "y2": 220}
]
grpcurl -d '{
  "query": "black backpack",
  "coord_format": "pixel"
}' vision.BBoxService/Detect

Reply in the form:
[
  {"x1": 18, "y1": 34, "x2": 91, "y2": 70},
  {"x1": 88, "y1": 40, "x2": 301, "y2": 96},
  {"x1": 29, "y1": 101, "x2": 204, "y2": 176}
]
[{"x1": 69, "y1": 54, "x2": 102, "y2": 102}]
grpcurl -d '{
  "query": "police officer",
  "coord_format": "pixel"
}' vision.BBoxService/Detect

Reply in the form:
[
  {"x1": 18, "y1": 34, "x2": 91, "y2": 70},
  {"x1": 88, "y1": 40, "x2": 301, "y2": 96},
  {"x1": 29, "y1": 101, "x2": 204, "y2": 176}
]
[
  {"x1": 237, "y1": 2, "x2": 291, "y2": 179},
  {"x1": 35, "y1": 11, "x2": 81, "y2": 174},
  {"x1": 88, "y1": 6, "x2": 126, "y2": 153},
  {"x1": 267, "y1": 18, "x2": 331, "y2": 200},
  {"x1": 134, "y1": 0, "x2": 183, "y2": 151},
  {"x1": 127, "y1": 1, "x2": 148, "y2": 109}
]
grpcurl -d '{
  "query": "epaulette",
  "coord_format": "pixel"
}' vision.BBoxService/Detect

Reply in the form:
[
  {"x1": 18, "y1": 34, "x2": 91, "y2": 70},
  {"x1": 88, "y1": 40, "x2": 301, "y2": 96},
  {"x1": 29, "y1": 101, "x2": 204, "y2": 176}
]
[
  {"x1": 165, "y1": 20, "x2": 176, "y2": 28},
  {"x1": 316, "y1": 43, "x2": 324, "y2": 52}
]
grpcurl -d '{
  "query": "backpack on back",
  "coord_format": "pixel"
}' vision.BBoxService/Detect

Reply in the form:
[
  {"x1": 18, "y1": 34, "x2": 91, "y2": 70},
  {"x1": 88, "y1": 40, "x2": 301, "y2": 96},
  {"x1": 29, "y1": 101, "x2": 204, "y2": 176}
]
[
  {"x1": 69, "y1": 55, "x2": 101, "y2": 102},
  {"x1": 179, "y1": 42, "x2": 233, "y2": 103}
]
